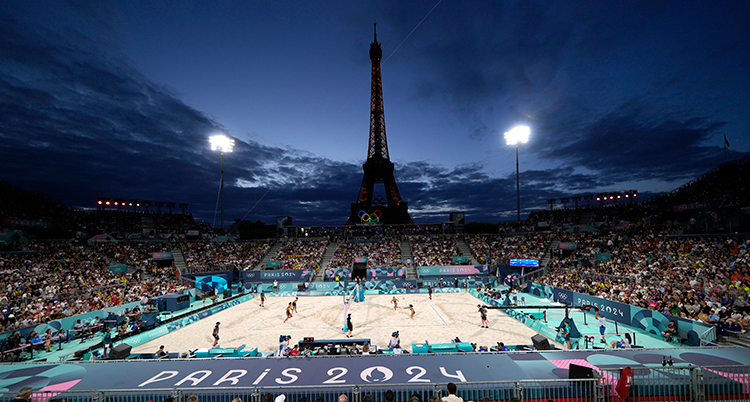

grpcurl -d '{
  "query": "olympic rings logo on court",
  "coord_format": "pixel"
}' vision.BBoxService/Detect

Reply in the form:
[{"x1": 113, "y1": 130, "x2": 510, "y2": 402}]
[{"x1": 358, "y1": 210, "x2": 382, "y2": 222}]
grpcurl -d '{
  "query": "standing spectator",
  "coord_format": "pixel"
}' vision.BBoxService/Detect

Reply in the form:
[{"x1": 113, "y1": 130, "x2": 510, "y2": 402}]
[
  {"x1": 13, "y1": 386, "x2": 33, "y2": 402},
  {"x1": 596, "y1": 311, "x2": 607, "y2": 344},
  {"x1": 443, "y1": 383, "x2": 463, "y2": 402},
  {"x1": 102, "y1": 327, "x2": 112, "y2": 359}
]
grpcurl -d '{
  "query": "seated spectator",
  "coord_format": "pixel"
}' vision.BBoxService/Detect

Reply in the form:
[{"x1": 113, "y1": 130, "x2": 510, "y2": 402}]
[
  {"x1": 661, "y1": 320, "x2": 678, "y2": 341},
  {"x1": 155, "y1": 345, "x2": 168, "y2": 358},
  {"x1": 609, "y1": 333, "x2": 632, "y2": 349}
]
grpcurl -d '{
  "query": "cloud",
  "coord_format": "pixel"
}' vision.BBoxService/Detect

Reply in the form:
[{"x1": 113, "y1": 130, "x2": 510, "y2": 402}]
[
  {"x1": 0, "y1": 6, "x2": 574, "y2": 226},
  {"x1": 2, "y1": 2, "x2": 744, "y2": 228},
  {"x1": 535, "y1": 101, "x2": 745, "y2": 183}
]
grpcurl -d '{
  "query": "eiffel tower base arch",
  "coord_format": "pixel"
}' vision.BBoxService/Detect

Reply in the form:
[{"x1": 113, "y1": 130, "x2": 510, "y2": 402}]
[{"x1": 346, "y1": 202, "x2": 412, "y2": 225}]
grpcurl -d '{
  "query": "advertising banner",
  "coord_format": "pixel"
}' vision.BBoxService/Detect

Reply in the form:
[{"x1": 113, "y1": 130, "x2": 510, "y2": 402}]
[
  {"x1": 558, "y1": 242, "x2": 577, "y2": 250},
  {"x1": 417, "y1": 265, "x2": 489, "y2": 277},
  {"x1": 242, "y1": 269, "x2": 313, "y2": 283}
]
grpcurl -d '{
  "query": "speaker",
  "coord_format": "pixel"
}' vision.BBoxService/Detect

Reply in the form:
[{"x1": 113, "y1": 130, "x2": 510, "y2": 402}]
[
  {"x1": 417, "y1": 280, "x2": 423, "y2": 289},
  {"x1": 569, "y1": 363, "x2": 595, "y2": 379},
  {"x1": 531, "y1": 334, "x2": 550, "y2": 350},
  {"x1": 298, "y1": 284, "x2": 306, "y2": 291},
  {"x1": 110, "y1": 343, "x2": 132, "y2": 360}
]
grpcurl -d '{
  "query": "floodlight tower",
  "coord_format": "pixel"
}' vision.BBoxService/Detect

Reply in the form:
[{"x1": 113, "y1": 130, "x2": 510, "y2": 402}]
[
  {"x1": 209, "y1": 134, "x2": 235, "y2": 231},
  {"x1": 504, "y1": 126, "x2": 530, "y2": 222}
]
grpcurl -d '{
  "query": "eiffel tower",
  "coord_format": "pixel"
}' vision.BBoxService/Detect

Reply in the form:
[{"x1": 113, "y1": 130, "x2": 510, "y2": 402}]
[{"x1": 346, "y1": 23, "x2": 413, "y2": 225}]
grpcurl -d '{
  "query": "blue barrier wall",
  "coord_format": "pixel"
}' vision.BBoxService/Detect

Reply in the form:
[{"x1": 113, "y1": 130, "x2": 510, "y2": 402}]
[
  {"x1": 0, "y1": 301, "x2": 142, "y2": 342},
  {"x1": 526, "y1": 282, "x2": 716, "y2": 342}
]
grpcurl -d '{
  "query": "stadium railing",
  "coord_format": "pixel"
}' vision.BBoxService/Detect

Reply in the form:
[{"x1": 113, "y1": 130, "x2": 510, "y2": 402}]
[
  {"x1": 2, "y1": 379, "x2": 599, "y2": 402},
  {"x1": 8, "y1": 365, "x2": 749, "y2": 402},
  {"x1": 8, "y1": 366, "x2": 750, "y2": 402}
]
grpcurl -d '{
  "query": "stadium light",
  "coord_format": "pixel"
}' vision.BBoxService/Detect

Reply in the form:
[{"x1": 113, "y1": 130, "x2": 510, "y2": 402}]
[
  {"x1": 504, "y1": 126, "x2": 530, "y2": 222},
  {"x1": 209, "y1": 134, "x2": 235, "y2": 232}
]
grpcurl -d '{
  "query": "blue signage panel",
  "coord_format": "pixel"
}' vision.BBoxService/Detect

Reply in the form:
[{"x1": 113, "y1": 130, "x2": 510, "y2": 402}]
[
  {"x1": 4, "y1": 348, "x2": 750, "y2": 392},
  {"x1": 509, "y1": 259, "x2": 539, "y2": 267},
  {"x1": 418, "y1": 265, "x2": 489, "y2": 277},
  {"x1": 242, "y1": 269, "x2": 313, "y2": 282}
]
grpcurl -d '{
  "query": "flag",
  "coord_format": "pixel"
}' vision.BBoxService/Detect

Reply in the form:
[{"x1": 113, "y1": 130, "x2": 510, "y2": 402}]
[
  {"x1": 616, "y1": 366, "x2": 633, "y2": 398},
  {"x1": 724, "y1": 134, "x2": 731, "y2": 148}
]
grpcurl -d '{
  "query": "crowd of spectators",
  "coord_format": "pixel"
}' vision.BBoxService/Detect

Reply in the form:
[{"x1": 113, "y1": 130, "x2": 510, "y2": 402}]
[
  {"x1": 468, "y1": 233, "x2": 551, "y2": 265},
  {"x1": 0, "y1": 181, "x2": 208, "y2": 238},
  {"x1": 181, "y1": 241, "x2": 272, "y2": 272},
  {"x1": 539, "y1": 227, "x2": 750, "y2": 329},
  {"x1": 328, "y1": 238, "x2": 404, "y2": 269},
  {"x1": 0, "y1": 241, "x2": 187, "y2": 333},
  {"x1": 272, "y1": 239, "x2": 327, "y2": 270},
  {"x1": 409, "y1": 235, "x2": 465, "y2": 267}
]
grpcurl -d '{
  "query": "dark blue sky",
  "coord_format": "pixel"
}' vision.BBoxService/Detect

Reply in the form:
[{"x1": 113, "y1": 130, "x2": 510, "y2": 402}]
[{"x1": 1, "y1": 1, "x2": 748, "y2": 226}]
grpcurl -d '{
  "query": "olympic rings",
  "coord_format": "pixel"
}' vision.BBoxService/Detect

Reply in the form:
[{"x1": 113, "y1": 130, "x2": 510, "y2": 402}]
[{"x1": 358, "y1": 210, "x2": 382, "y2": 222}]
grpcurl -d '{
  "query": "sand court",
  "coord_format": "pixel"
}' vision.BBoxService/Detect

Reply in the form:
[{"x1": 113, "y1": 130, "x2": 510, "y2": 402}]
[{"x1": 132, "y1": 292, "x2": 561, "y2": 355}]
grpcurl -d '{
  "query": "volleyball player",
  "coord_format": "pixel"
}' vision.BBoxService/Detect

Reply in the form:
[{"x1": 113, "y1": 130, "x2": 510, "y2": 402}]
[
  {"x1": 259, "y1": 291, "x2": 265, "y2": 307},
  {"x1": 292, "y1": 297, "x2": 299, "y2": 313},
  {"x1": 391, "y1": 296, "x2": 399, "y2": 310},
  {"x1": 478, "y1": 305, "x2": 489, "y2": 328},
  {"x1": 283, "y1": 302, "x2": 293, "y2": 323}
]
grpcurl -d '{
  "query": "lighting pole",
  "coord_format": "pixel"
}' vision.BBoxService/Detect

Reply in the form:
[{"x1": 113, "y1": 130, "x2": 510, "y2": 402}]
[
  {"x1": 209, "y1": 134, "x2": 235, "y2": 232},
  {"x1": 504, "y1": 126, "x2": 530, "y2": 222}
]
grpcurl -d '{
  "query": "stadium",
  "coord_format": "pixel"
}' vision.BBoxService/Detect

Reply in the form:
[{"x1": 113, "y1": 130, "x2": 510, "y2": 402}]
[
  {"x1": 2, "y1": 3, "x2": 750, "y2": 402},
  {"x1": 1, "y1": 151, "x2": 750, "y2": 401}
]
